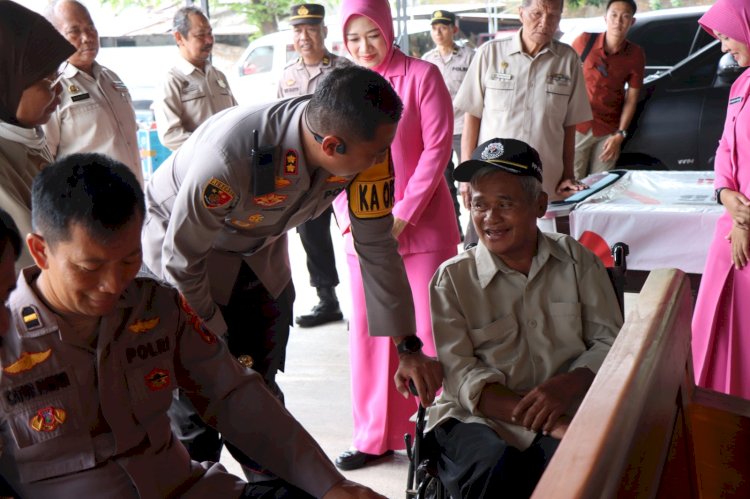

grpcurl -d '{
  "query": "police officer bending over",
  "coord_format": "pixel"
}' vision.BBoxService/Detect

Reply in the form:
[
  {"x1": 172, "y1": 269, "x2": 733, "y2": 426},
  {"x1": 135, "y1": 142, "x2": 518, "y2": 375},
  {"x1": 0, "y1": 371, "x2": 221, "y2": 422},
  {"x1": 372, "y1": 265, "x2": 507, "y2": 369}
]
[
  {"x1": 141, "y1": 65, "x2": 443, "y2": 466},
  {"x1": 0, "y1": 154, "x2": 384, "y2": 499}
]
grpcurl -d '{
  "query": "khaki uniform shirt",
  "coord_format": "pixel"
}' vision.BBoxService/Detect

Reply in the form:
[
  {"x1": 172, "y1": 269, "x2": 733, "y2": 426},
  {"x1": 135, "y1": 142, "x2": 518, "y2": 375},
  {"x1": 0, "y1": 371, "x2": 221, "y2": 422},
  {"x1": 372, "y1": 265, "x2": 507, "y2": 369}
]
[
  {"x1": 426, "y1": 232, "x2": 622, "y2": 450},
  {"x1": 422, "y1": 44, "x2": 474, "y2": 135},
  {"x1": 0, "y1": 267, "x2": 343, "y2": 498},
  {"x1": 42, "y1": 62, "x2": 143, "y2": 185},
  {"x1": 155, "y1": 57, "x2": 237, "y2": 151},
  {"x1": 277, "y1": 52, "x2": 352, "y2": 99},
  {"x1": 454, "y1": 31, "x2": 592, "y2": 196},
  {"x1": 0, "y1": 125, "x2": 52, "y2": 269},
  {"x1": 142, "y1": 96, "x2": 415, "y2": 337}
]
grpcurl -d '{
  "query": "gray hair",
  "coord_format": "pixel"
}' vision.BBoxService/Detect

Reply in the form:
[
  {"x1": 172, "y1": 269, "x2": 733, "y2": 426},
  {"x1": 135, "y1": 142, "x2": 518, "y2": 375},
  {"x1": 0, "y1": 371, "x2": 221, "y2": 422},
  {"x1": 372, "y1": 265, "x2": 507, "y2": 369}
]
[
  {"x1": 44, "y1": 0, "x2": 89, "y2": 29},
  {"x1": 174, "y1": 6, "x2": 206, "y2": 38},
  {"x1": 469, "y1": 166, "x2": 543, "y2": 202},
  {"x1": 521, "y1": 0, "x2": 564, "y2": 12}
]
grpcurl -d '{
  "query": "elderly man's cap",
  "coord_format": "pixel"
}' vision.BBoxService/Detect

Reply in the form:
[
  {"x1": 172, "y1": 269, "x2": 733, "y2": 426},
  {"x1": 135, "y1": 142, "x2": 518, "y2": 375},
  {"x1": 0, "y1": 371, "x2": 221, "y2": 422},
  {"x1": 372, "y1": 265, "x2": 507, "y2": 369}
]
[
  {"x1": 289, "y1": 4, "x2": 325, "y2": 25},
  {"x1": 454, "y1": 138, "x2": 543, "y2": 183},
  {"x1": 431, "y1": 10, "x2": 456, "y2": 25}
]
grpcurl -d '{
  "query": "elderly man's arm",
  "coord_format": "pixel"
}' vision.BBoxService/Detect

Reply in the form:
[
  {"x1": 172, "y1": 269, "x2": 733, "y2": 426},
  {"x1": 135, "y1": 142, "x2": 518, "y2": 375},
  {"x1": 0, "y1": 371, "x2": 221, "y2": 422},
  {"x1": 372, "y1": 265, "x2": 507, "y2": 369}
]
[
  {"x1": 555, "y1": 125, "x2": 585, "y2": 194},
  {"x1": 155, "y1": 73, "x2": 192, "y2": 151},
  {"x1": 458, "y1": 113, "x2": 481, "y2": 209}
]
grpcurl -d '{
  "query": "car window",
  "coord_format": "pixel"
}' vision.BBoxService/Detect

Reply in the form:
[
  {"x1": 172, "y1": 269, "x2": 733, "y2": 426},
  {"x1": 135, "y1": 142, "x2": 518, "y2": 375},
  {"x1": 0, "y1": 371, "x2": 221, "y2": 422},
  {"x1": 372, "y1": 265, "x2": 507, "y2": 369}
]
[
  {"x1": 628, "y1": 18, "x2": 701, "y2": 67},
  {"x1": 241, "y1": 45, "x2": 273, "y2": 75}
]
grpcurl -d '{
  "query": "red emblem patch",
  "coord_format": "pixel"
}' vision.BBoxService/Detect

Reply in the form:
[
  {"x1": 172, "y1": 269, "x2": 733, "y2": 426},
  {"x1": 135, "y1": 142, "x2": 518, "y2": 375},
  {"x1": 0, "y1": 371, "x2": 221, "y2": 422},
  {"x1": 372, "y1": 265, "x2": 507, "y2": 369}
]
[
  {"x1": 202, "y1": 178, "x2": 235, "y2": 209},
  {"x1": 284, "y1": 149, "x2": 299, "y2": 175},
  {"x1": 179, "y1": 295, "x2": 217, "y2": 344},
  {"x1": 145, "y1": 368, "x2": 170, "y2": 391},
  {"x1": 30, "y1": 406, "x2": 66, "y2": 432},
  {"x1": 254, "y1": 193, "x2": 288, "y2": 207}
]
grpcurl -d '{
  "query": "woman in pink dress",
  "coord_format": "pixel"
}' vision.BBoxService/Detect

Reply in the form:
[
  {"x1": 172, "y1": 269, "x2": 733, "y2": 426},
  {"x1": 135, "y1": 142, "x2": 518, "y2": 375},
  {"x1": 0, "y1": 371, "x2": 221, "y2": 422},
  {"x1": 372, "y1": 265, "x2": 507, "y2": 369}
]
[
  {"x1": 332, "y1": 0, "x2": 459, "y2": 470},
  {"x1": 692, "y1": 0, "x2": 750, "y2": 398}
]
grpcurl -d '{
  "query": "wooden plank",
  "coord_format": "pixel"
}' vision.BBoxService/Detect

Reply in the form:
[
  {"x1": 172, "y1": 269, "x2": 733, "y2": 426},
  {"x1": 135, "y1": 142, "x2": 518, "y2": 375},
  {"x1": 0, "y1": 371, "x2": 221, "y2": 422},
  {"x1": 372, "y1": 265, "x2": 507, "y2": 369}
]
[{"x1": 532, "y1": 269, "x2": 693, "y2": 499}]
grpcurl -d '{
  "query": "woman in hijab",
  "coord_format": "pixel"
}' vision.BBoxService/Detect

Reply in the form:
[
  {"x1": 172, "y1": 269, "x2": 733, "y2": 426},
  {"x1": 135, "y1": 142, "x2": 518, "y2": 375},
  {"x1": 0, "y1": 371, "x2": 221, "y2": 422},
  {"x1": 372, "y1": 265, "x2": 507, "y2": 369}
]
[
  {"x1": 333, "y1": 0, "x2": 459, "y2": 470},
  {"x1": 692, "y1": 0, "x2": 750, "y2": 399},
  {"x1": 0, "y1": 0, "x2": 75, "y2": 268}
]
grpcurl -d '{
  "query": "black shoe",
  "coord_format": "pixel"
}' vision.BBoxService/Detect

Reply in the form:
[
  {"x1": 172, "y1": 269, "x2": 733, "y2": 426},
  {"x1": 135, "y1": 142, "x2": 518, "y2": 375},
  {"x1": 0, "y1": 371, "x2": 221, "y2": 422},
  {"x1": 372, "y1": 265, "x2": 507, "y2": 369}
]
[
  {"x1": 334, "y1": 449, "x2": 394, "y2": 471},
  {"x1": 294, "y1": 301, "x2": 343, "y2": 328}
]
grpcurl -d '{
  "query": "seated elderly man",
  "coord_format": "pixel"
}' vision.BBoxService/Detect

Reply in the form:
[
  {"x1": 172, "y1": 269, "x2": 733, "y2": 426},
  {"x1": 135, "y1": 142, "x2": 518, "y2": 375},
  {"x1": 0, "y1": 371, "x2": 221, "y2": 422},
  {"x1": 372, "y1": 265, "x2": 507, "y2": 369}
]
[
  {"x1": 426, "y1": 138, "x2": 623, "y2": 498},
  {"x1": 0, "y1": 153, "x2": 383, "y2": 499}
]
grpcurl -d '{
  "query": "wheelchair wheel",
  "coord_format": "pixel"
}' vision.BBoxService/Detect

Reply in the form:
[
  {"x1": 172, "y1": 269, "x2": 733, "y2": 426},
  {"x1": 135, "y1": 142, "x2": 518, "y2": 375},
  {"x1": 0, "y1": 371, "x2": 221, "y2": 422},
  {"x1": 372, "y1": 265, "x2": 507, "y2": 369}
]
[{"x1": 416, "y1": 473, "x2": 447, "y2": 499}]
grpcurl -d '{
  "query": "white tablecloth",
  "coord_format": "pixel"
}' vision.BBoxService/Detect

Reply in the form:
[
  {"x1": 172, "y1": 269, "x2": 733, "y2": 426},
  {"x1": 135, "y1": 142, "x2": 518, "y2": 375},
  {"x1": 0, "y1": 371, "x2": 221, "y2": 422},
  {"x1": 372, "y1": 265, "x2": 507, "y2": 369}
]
[{"x1": 568, "y1": 171, "x2": 722, "y2": 274}]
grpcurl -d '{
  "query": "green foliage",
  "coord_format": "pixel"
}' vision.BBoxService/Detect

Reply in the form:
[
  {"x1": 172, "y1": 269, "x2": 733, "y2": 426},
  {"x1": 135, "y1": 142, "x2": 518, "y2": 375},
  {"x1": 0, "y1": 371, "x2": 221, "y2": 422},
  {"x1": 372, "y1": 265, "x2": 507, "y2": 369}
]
[{"x1": 565, "y1": 0, "x2": 605, "y2": 8}]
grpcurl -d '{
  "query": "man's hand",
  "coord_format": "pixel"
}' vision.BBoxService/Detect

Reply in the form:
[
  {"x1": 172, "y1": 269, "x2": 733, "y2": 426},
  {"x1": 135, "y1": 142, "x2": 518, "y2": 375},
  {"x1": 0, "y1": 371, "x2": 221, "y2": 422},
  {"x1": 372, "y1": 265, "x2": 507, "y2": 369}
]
[
  {"x1": 391, "y1": 217, "x2": 408, "y2": 238},
  {"x1": 512, "y1": 368, "x2": 594, "y2": 434},
  {"x1": 726, "y1": 224, "x2": 750, "y2": 270},
  {"x1": 598, "y1": 134, "x2": 624, "y2": 163},
  {"x1": 555, "y1": 177, "x2": 589, "y2": 195},
  {"x1": 323, "y1": 479, "x2": 387, "y2": 499},
  {"x1": 723, "y1": 190, "x2": 750, "y2": 229},
  {"x1": 459, "y1": 182, "x2": 471, "y2": 209},
  {"x1": 394, "y1": 351, "x2": 443, "y2": 407}
]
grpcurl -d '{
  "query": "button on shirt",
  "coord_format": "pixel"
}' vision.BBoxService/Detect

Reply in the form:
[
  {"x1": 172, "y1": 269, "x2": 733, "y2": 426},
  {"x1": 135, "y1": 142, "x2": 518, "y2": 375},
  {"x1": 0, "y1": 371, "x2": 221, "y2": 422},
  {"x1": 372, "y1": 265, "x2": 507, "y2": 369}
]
[
  {"x1": 422, "y1": 44, "x2": 474, "y2": 134},
  {"x1": 277, "y1": 52, "x2": 352, "y2": 99},
  {"x1": 454, "y1": 31, "x2": 592, "y2": 196},
  {"x1": 155, "y1": 57, "x2": 237, "y2": 151},
  {"x1": 426, "y1": 232, "x2": 622, "y2": 450},
  {"x1": 42, "y1": 62, "x2": 143, "y2": 185}
]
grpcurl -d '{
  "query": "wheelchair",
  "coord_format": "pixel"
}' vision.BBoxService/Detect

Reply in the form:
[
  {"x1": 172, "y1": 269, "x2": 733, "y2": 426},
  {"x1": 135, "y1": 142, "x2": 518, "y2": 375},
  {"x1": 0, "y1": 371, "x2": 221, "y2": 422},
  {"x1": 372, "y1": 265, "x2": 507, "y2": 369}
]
[{"x1": 404, "y1": 242, "x2": 629, "y2": 499}]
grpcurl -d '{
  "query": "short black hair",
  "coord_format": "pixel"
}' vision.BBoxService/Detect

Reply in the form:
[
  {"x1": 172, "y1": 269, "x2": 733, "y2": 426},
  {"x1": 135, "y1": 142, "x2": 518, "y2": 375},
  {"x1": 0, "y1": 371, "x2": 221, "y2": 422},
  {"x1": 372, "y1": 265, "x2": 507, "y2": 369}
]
[
  {"x1": 606, "y1": 0, "x2": 637, "y2": 14},
  {"x1": 31, "y1": 153, "x2": 145, "y2": 247},
  {"x1": 174, "y1": 5, "x2": 206, "y2": 38},
  {"x1": 306, "y1": 65, "x2": 403, "y2": 142},
  {"x1": 0, "y1": 209, "x2": 21, "y2": 261}
]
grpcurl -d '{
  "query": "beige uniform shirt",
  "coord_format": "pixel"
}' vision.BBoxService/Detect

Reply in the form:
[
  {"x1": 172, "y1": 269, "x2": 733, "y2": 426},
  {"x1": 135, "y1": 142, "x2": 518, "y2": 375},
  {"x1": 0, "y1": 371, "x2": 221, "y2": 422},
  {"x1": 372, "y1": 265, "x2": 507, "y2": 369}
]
[
  {"x1": 0, "y1": 267, "x2": 343, "y2": 498},
  {"x1": 42, "y1": 62, "x2": 142, "y2": 185},
  {"x1": 454, "y1": 31, "x2": 592, "y2": 196},
  {"x1": 422, "y1": 44, "x2": 474, "y2": 135},
  {"x1": 426, "y1": 232, "x2": 622, "y2": 450},
  {"x1": 277, "y1": 52, "x2": 352, "y2": 99},
  {"x1": 142, "y1": 96, "x2": 415, "y2": 337},
  {"x1": 0, "y1": 125, "x2": 52, "y2": 269},
  {"x1": 155, "y1": 57, "x2": 237, "y2": 151}
]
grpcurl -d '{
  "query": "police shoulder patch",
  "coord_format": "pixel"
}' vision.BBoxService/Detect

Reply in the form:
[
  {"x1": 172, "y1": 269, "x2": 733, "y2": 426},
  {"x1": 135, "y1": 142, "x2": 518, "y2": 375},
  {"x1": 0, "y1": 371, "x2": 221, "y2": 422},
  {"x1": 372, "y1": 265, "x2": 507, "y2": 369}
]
[
  {"x1": 348, "y1": 150, "x2": 395, "y2": 219},
  {"x1": 202, "y1": 178, "x2": 235, "y2": 209},
  {"x1": 178, "y1": 295, "x2": 218, "y2": 345}
]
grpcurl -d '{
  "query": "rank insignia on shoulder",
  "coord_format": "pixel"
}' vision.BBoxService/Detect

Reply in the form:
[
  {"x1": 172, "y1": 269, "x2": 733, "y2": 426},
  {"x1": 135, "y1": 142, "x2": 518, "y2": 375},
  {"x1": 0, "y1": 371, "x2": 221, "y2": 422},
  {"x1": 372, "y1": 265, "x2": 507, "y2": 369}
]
[
  {"x1": 275, "y1": 177, "x2": 291, "y2": 189},
  {"x1": 21, "y1": 305, "x2": 42, "y2": 331},
  {"x1": 202, "y1": 177, "x2": 235, "y2": 209},
  {"x1": 284, "y1": 149, "x2": 299, "y2": 175},
  {"x1": 254, "y1": 193, "x2": 287, "y2": 207},
  {"x1": 322, "y1": 56, "x2": 330, "y2": 65},
  {"x1": 3, "y1": 350, "x2": 52, "y2": 375},
  {"x1": 128, "y1": 318, "x2": 160, "y2": 334},
  {"x1": 178, "y1": 295, "x2": 217, "y2": 345},
  {"x1": 349, "y1": 149, "x2": 395, "y2": 219},
  {"x1": 30, "y1": 406, "x2": 66, "y2": 432},
  {"x1": 144, "y1": 368, "x2": 171, "y2": 391}
]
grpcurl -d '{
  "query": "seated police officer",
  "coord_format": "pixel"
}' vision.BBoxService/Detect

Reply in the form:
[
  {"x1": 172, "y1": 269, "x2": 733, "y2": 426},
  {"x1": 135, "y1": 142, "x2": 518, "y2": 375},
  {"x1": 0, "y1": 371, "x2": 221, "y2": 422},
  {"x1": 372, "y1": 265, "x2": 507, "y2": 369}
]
[
  {"x1": 426, "y1": 138, "x2": 623, "y2": 498},
  {"x1": 0, "y1": 154, "x2": 384, "y2": 499}
]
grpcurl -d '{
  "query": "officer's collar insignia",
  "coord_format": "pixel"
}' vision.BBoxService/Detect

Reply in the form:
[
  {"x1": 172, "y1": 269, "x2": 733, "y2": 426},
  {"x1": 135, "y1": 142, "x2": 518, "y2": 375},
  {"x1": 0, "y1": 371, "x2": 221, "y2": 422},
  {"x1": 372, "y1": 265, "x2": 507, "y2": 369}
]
[
  {"x1": 128, "y1": 318, "x2": 160, "y2": 334},
  {"x1": 21, "y1": 306, "x2": 43, "y2": 331},
  {"x1": 322, "y1": 56, "x2": 330, "y2": 65},
  {"x1": 254, "y1": 193, "x2": 288, "y2": 207},
  {"x1": 284, "y1": 149, "x2": 299, "y2": 175},
  {"x1": 297, "y1": 5, "x2": 309, "y2": 15},
  {"x1": 275, "y1": 177, "x2": 292, "y2": 189},
  {"x1": 145, "y1": 368, "x2": 170, "y2": 391},
  {"x1": 482, "y1": 142, "x2": 504, "y2": 160},
  {"x1": 30, "y1": 406, "x2": 66, "y2": 432},
  {"x1": 178, "y1": 295, "x2": 217, "y2": 345},
  {"x1": 3, "y1": 350, "x2": 52, "y2": 375},
  {"x1": 326, "y1": 175, "x2": 349, "y2": 184},
  {"x1": 202, "y1": 177, "x2": 235, "y2": 209}
]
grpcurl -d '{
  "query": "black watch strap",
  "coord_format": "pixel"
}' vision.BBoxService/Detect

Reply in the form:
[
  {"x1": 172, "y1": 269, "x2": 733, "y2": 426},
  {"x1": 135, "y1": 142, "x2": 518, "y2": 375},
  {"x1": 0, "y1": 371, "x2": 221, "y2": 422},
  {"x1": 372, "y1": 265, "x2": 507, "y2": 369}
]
[
  {"x1": 716, "y1": 187, "x2": 727, "y2": 205},
  {"x1": 397, "y1": 335, "x2": 423, "y2": 355}
]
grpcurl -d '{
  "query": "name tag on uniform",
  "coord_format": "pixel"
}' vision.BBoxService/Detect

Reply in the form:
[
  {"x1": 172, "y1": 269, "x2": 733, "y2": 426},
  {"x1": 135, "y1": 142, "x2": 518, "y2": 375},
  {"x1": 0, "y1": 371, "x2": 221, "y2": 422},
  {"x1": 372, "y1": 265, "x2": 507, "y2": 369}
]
[
  {"x1": 452, "y1": 66, "x2": 468, "y2": 72},
  {"x1": 71, "y1": 93, "x2": 91, "y2": 102},
  {"x1": 730, "y1": 96, "x2": 743, "y2": 105},
  {"x1": 490, "y1": 73, "x2": 512, "y2": 81}
]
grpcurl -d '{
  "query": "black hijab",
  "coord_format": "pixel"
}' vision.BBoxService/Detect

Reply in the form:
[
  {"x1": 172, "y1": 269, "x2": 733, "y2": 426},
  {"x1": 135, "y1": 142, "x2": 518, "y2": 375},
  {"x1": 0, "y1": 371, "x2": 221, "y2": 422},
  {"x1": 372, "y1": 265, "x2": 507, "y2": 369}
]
[{"x1": 0, "y1": 0, "x2": 75, "y2": 124}]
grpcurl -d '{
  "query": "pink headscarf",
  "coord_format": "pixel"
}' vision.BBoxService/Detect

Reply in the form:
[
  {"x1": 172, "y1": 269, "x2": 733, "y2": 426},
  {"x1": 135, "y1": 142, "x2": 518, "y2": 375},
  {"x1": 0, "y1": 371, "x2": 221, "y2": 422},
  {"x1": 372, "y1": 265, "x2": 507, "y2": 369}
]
[
  {"x1": 340, "y1": 0, "x2": 396, "y2": 74},
  {"x1": 699, "y1": 0, "x2": 750, "y2": 46}
]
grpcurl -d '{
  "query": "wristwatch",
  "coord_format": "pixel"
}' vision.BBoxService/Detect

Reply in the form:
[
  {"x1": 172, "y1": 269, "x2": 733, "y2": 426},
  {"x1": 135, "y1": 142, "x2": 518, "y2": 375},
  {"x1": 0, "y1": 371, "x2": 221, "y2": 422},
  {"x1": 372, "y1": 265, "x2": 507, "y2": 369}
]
[
  {"x1": 616, "y1": 129, "x2": 628, "y2": 138},
  {"x1": 396, "y1": 335, "x2": 423, "y2": 355}
]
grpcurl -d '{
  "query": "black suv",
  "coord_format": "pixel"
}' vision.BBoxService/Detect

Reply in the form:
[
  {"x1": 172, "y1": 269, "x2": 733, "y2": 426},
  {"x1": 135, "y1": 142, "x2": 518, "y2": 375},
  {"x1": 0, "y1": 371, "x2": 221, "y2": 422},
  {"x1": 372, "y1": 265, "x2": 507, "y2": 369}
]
[{"x1": 564, "y1": 6, "x2": 746, "y2": 171}]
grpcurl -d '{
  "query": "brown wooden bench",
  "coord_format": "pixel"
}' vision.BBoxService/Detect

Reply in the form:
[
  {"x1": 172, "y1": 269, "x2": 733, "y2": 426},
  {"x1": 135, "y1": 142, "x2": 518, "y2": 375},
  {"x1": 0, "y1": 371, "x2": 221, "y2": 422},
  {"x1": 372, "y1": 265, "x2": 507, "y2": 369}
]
[{"x1": 533, "y1": 268, "x2": 750, "y2": 498}]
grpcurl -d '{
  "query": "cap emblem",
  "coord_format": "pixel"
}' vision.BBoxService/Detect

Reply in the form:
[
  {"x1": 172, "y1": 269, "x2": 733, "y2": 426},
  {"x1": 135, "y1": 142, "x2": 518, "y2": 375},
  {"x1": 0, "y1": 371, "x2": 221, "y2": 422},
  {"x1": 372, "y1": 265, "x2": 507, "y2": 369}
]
[
  {"x1": 481, "y1": 142, "x2": 504, "y2": 161},
  {"x1": 297, "y1": 5, "x2": 309, "y2": 15}
]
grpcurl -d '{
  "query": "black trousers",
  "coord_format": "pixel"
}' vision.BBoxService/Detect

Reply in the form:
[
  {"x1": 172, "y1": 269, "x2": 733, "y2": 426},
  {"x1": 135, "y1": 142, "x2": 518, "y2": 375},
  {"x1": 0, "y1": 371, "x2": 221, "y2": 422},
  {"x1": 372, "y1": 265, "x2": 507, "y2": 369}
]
[
  {"x1": 168, "y1": 262, "x2": 295, "y2": 470},
  {"x1": 445, "y1": 135, "x2": 463, "y2": 237},
  {"x1": 434, "y1": 419, "x2": 560, "y2": 499},
  {"x1": 241, "y1": 478, "x2": 313, "y2": 498},
  {"x1": 297, "y1": 206, "x2": 339, "y2": 289}
]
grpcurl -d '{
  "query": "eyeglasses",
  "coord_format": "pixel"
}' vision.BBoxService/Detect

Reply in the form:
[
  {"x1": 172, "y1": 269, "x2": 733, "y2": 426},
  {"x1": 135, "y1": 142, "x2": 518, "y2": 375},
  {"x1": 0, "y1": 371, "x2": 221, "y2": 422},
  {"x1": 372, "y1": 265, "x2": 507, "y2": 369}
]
[
  {"x1": 304, "y1": 108, "x2": 346, "y2": 154},
  {"x1": 42, "y1": 61, "x2": 70, "y2": 90}
]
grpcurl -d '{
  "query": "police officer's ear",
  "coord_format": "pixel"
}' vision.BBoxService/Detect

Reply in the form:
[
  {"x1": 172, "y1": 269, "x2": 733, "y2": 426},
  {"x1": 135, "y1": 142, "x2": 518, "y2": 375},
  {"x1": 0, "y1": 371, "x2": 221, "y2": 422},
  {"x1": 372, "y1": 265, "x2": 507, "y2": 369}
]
[
  {"x1": 26, "y1": 233, "x2": 50, "y2": 270},
  {"x1": 322, "y1": 25, "x2": 328, "y2": 39},
  {"x1": 320, "y1": 135, "x2": 346, "y2": 156}
]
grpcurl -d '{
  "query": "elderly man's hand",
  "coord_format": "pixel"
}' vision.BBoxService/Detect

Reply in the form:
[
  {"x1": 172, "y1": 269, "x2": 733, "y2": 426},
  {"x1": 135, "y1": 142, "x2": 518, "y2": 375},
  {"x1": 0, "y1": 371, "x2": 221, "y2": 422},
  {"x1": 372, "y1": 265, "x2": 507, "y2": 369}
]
[
  {"x1": 394, "y1": 351, "x2": 443, "y2": 407},
  {"x1": 556, "y1": 177, "x2": 589, "y2": 195},
  {"x1": 323, "y1": 479, "x2": 387, "y2": 499},
  {"x1": 512, "y1": 367, "x2": 594, "y2": 435}
]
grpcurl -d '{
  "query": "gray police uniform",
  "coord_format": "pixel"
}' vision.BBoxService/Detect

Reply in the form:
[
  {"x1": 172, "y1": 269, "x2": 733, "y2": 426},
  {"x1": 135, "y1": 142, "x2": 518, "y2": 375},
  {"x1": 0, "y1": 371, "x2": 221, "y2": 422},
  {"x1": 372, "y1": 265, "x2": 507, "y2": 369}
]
[
  {"x1": 42, "y1": 62, "x2": 143, "y2": 185},
  {"x1": 276, "y1": 52, "x2": 352, "y2": 295},
  {"x1": 0, "y1": 267, "x2": 343, "y2": 498}
]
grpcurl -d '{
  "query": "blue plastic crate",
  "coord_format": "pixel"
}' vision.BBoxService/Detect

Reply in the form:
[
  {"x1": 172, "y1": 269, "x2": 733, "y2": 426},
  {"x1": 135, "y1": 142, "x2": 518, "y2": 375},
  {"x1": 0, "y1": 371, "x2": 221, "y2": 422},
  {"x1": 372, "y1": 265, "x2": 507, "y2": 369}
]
[{"x1": 138, "y1": 128, "x2": 171, "y2": 180}]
